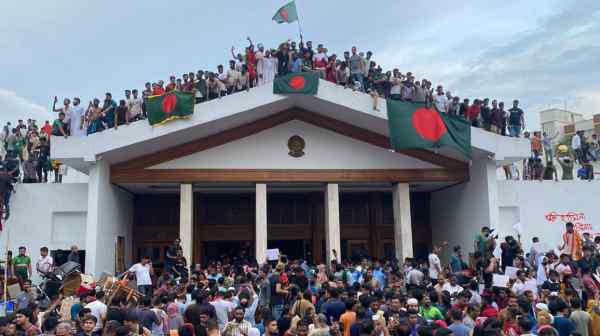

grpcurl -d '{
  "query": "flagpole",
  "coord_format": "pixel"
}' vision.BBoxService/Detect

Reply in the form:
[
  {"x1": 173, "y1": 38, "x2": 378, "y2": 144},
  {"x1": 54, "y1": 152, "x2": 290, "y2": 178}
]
[{"x1": 295, "y1": 1, "x2": 303, "y2": 42}]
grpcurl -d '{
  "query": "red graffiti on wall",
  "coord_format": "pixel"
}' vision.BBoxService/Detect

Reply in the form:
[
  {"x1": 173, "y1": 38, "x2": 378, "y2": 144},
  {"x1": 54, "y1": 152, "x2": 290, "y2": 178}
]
[
  {"x1": 544, "y1": 211, "x2": 585, "y2": 222},
  {"x1": 544, "y1": 211, "x2": 597, "y2": 237}
]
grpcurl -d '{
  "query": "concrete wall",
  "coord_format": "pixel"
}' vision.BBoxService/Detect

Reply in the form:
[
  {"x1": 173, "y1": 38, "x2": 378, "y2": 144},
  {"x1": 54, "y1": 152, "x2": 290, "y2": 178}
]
[
  {"x1": 0, "y1": 183, "x2": 88, "y2": 283},
  {"x1": 86, "y1": 161, "x2": 133, "y2": 276},
  {"x1": 497, "y1": 180, "x2": 600, "y2": 253},
  {"x1": 430, "y1": 156, "x2": 499, "y2": 260}
]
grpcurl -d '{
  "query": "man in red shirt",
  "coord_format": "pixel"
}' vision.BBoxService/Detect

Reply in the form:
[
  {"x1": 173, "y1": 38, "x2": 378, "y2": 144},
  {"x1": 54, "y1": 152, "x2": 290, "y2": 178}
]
[
  {"x1": 41, "y1": 121, "x2": 52, "y2": 139},
  {"x1": 467, "y1": 99, "x2": 481, "y2": 127}
]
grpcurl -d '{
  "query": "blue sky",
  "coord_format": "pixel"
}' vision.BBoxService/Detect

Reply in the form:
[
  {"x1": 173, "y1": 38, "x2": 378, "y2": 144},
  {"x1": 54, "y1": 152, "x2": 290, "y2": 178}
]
[{"x1": 1, "y1": 0, "x2": 600, "y2": 130}]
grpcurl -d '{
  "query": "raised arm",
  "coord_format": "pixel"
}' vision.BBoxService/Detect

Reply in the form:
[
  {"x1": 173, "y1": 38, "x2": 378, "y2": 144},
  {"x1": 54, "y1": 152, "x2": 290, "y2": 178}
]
[{"x1": 52, "y1": 96, "x2": 61, "y2": 112}]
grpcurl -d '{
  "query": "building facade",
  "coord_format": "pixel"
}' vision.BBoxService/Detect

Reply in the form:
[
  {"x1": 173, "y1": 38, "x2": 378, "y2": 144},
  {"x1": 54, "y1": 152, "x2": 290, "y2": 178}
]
[{"x1": 4, "y1": 80, "x2": 533, "y2": 277}]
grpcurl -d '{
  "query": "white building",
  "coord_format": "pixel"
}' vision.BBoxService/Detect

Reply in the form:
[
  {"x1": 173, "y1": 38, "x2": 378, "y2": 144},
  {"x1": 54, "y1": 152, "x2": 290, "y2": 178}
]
[
  {"x1": 540, "y1": 108, "x2": 600, "y2": 139},
  {"x1": 2, "y1": 80, "x2": 598, "y2": 277}
]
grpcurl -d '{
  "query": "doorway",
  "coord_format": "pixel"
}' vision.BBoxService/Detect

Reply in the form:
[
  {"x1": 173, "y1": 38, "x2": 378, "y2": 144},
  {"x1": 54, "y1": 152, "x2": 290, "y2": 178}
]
[
  {"x1": 267, "y1": 240, "x2": 307, "y2": 260},
  {"x1": 203, "y1": 241, "x2": 252, "y2": 263}
]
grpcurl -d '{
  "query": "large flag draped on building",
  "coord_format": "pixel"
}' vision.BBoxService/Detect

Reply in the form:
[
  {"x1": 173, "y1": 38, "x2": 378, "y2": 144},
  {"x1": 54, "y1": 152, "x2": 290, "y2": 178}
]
[
  {"x1": 272, "y1": 1, "x2": 299, "y2": 24},
  {"x1": 145, "y1": 91, "x2": 195, "y2": 126},
  {"x1": 273, "y1": 72, "x2": 319, "y2": 95},
  {"x1": 386, "y1": 100, "x2": 472, "y2": 159}
]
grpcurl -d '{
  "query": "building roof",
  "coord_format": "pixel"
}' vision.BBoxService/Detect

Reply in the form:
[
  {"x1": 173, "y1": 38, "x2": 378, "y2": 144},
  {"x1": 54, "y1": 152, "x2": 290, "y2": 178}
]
[{"x1": 52, "y1": 79, "x2": 530, "y2": 173}]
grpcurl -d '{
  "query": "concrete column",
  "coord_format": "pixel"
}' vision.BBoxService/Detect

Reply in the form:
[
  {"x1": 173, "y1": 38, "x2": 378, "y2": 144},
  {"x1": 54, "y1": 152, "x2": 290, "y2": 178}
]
[
  {"x1": 324, "y1": 184, "x2": 341, "y2": 266},
  {"x1": 255, "y1": 184, "x2": 268, "y2": 265},
  {"x1": 392, "y1": 183, "x2": 413, "y2": 262},
  {"x1": 179, "y1": 184, "x2": 194, "y2": 265},
  {"x1": 85, "y1": 160, "x2": 110, "y2": 276}
]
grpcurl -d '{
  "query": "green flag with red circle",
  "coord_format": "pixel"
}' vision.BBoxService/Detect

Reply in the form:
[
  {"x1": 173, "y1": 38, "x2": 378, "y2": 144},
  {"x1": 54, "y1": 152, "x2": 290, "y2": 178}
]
[
  {"x1": 272, "y1": 1, "x2": 298, "y2": 24},
  {"x1": 145, "y1": 90, "x2": 195, "y2": 126},
  {"x1": 386, "y1": 100, "x2": 471, "y2": 159},
  {"x1": 273, "y1": 72, "x2": 319, "y2": 95}
]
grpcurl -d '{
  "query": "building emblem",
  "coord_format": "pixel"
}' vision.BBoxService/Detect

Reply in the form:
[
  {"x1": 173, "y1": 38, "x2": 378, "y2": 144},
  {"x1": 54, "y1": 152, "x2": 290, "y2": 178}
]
[{"x1": 287, "y1": 135, "x2": 305, "y2": 158}]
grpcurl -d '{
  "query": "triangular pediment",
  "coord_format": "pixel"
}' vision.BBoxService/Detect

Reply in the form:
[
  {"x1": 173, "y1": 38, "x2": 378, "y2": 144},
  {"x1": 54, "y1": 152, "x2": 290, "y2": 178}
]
[
  {"x1": 148, "y1": 120, "x2": 441, "y2": 170},
  {"x1": 110, "y1": 109, "x2": 469, "y2": 183}
]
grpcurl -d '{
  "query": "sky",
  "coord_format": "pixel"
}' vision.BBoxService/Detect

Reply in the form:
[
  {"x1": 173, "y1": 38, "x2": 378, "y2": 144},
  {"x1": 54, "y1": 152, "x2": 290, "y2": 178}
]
[{"x1": 1, "y1": 0, "x2": 600, "y2": 130}]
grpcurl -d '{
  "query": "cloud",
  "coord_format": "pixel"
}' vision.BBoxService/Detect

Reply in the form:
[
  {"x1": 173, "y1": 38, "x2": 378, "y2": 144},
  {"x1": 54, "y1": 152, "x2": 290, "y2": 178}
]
[
  {"x1": 0, "y1": 89, "x2": 53, "y2": 126},
  {"x1": 375, "y1": 1, "x2": 600, "y2": 129}
]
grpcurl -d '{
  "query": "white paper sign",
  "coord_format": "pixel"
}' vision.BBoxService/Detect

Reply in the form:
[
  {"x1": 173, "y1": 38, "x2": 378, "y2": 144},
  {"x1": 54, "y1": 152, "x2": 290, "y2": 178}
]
[
  {"x1": 493, "y1": 274, "x2": 509, "y2": 288},
  {"x1": 513, "y1": 222, "x2": 523, "y2": 235},
  {"x1": 266, "y1": 248, "x2": 280, "y2": 261},
  {"x1": 505, "y1": 266, "x2": 519, "y2": 279}
]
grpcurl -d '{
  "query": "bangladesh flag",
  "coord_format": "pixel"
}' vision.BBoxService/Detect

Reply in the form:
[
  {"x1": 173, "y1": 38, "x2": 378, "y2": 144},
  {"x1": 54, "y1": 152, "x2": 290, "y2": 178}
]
[
  {"x1": 272, "y1": 1, "x2": 298, "y2": 24},
  {"x1": 386, "y1": 100, "x2": 471, "y2": 159},
  {"x1": 145, "y1": 91, "x2": 195, "y2": 126},
  {"x1": 273, "y1": 72, "x2": 319, "y2": 95}
]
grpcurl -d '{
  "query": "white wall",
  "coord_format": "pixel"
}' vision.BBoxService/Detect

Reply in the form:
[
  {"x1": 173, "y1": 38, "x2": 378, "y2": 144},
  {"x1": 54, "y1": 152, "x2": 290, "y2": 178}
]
[
  {"x1": 430, "y1": 156, "x2": 499, "y2": 260},
  {"x1": 497, "y1": 180, "x2": 600, "y2": 253},
  {"x1": 86, "y1": 161, "x2": 133, "y2": 276},
  {"x1": 150, "y1": 120, "x2": 440, "y2": 170},
  {"x1": 0, "y1": 183, "x2": 88, "y2": 283},
  {"x1": 61, "y1": 166, "x2": 89, "y2": 183}
]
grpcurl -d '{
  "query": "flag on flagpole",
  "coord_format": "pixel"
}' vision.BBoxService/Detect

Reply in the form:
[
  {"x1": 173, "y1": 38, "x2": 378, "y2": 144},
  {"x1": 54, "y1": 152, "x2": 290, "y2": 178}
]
[{"x1": 273, "y1": 1, "x2": 299, "y2": 24}]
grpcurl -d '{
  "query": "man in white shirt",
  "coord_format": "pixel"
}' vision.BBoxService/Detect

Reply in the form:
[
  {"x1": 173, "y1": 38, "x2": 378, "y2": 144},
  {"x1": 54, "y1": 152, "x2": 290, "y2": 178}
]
[
  {"x1": 69, "y1": 98, "x2": 86, "y2": 137},
  {"x1": 434, "y1": 85, "x2": 448, "y2": 113},
  {"x1": 512, "y1": 270, "x2": 538, "y2": 300},
  {"x1": 226, "y1": 60, "x2": 241, "y2": 93},
  {"x1": 36, "y1": 246, "x2": 53, "y2": 277},
  {"x1": 442, "y1": 274, "x2": 464, "y2": 296},
  {"x1": 211, "y1": 288, "x2": 236, "y2": 330},
  {"x1": 128, "y1": 256, "x2": 153, "y2": 297},
  {"x1": 127, "y1": 89, "x2": 143, "y2": 122},
  {"x1": 572, "y1": 130, "x2": 584, "y2": 164},
  {"x1": 571, "y1": 131, "x2": 581, "y2": 150},
  {"x1": 85, "y1": 290, "x2": 107, "y2": 331},
  {"x1": 428, "y1": 246, "x2": 442, "y2": 285},
  {"x1": 406, "y1": 261, "x2": 424, "y2": 288}
]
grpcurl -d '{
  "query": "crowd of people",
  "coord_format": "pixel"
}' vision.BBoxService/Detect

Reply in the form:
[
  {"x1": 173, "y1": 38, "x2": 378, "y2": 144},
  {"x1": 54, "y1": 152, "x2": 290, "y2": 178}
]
[
  {"x1": 502, "y1": 130, "x2": 598, "y2": 182},
  {"x1": 43, "y1": 36, "x2": 526, "y2": 139},
  {"x1": 0, "y1": 118, "x2": 67, "y2": 218},
  {"x1": 2, "y1": 223, "x2": 600, "y2": 336}
]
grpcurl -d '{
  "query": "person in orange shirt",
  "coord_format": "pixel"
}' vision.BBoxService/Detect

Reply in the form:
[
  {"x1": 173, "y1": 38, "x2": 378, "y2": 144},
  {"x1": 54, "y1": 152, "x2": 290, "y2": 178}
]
[
  {"x1": 339, "y1": 300, "x2": 356, "y2": 336},
  {"x1": 531, "y1": 131, "x2": 542, "y2": 159},
  {"x1": 559, "y1": 222, "x2": 583, "y2": 261}
]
